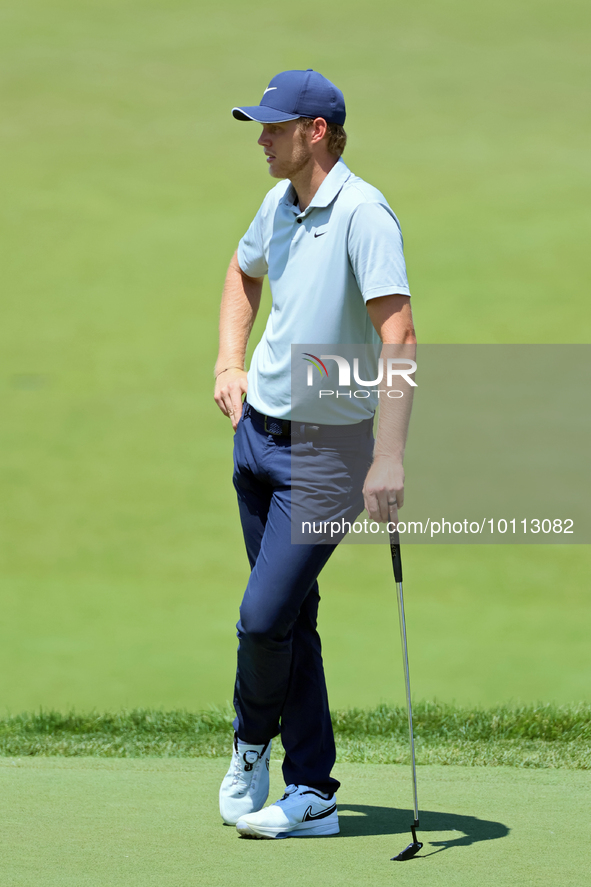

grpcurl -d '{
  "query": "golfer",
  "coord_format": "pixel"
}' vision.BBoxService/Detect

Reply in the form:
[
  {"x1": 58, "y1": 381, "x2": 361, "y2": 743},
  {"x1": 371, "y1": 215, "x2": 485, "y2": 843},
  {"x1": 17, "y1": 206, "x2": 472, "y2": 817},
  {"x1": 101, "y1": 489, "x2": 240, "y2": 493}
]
[{"x1": 214, "y1": 69, "x2": 416, "y2": 839}]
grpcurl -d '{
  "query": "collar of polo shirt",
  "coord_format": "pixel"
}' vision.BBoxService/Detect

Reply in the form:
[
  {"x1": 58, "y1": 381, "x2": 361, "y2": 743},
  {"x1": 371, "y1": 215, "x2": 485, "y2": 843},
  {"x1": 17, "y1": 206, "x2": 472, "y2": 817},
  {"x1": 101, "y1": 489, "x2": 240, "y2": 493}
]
[{"x1": 280, "y1": 158, "x2": 352, "y2": 217}]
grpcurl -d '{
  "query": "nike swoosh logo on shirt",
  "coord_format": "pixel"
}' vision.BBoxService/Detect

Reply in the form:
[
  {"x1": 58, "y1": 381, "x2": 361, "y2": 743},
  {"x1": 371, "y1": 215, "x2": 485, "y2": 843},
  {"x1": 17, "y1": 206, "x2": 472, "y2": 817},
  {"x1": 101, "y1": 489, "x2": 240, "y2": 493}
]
[
  {"x1": 314, "y1": 231, "x2": 327, "y2": 238},
  {"x1": 263, "y1": 87, "x2": 278, "y2": 94}
]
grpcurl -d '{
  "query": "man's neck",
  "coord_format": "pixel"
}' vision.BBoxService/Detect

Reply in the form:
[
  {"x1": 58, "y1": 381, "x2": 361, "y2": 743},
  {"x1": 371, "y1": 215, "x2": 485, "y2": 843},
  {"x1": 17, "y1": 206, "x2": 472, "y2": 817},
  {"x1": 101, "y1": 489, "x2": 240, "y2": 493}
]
[{"x1": 290, "y1": 155, "x2": 339, "y2": 212}]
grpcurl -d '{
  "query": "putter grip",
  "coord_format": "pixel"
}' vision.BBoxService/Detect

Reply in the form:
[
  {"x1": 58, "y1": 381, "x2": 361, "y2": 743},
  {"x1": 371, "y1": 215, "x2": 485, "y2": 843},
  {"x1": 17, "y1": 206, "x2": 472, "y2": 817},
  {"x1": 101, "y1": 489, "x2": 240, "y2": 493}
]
[{"x1": 389, "y1": 536, "x2": 403, "y2": 584}]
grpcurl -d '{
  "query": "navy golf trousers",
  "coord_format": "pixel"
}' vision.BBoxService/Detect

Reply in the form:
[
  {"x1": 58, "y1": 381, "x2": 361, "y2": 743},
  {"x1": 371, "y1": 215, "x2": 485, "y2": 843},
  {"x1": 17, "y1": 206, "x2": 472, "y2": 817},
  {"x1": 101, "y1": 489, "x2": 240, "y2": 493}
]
[{"x1": 232, "y1": 403, "x2": 374, "y2": 795}]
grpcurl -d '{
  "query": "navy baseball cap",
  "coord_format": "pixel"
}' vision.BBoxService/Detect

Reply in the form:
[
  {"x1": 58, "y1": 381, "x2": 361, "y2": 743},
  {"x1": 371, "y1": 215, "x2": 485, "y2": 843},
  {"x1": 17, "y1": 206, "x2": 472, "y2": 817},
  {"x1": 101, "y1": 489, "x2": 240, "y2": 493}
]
[{"x1": 232, "y1": 69, "x2": 346, "y2": 126}]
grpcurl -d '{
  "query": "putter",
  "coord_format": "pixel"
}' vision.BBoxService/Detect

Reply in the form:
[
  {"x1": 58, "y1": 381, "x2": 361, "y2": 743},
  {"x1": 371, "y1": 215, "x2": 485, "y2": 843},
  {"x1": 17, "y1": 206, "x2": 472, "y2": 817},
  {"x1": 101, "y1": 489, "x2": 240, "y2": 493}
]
[{"x1": 389, "y1": 530, "x2": 423, "y2": 861}]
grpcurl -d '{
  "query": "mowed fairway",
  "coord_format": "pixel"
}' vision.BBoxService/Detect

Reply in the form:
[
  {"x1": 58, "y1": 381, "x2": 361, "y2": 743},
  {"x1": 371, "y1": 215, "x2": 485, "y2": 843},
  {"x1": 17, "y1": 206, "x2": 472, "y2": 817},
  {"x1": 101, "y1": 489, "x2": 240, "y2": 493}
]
[
  {"x1": 1, "y1": 3, "x2": 590, "y2": 885},
  {"x1": 1, "y1": 757, "x2": 590, "y2": 887},
  {"x1": 1, "y1": 0, "x2": 590, "y2": 714}
]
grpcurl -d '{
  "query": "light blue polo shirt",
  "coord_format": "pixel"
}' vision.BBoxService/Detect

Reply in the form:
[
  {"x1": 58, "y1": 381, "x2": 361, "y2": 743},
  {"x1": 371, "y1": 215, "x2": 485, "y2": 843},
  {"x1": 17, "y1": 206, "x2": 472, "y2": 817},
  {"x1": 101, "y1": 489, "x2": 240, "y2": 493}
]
[{"x1": 237, "y1": 158, "x2": 411, "y2": 424}]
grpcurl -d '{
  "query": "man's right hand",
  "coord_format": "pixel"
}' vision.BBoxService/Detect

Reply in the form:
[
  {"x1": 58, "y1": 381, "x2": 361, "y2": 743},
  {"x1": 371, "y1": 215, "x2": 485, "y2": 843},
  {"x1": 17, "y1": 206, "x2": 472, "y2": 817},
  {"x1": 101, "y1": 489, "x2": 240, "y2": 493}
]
[{"x1": 214, "y1": 368, "x2": 248, "y2": 431}]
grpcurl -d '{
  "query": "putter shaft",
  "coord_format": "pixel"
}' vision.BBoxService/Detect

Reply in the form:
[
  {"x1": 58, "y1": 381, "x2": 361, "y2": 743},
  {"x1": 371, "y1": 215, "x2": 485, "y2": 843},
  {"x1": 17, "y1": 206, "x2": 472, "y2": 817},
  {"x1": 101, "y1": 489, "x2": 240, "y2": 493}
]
[
  {"x1": 395, "y1": 573, "x2": 419, "y2": 824},
  {"x1": 390, "y1": 535, "x2": 422, "y2": 860}
]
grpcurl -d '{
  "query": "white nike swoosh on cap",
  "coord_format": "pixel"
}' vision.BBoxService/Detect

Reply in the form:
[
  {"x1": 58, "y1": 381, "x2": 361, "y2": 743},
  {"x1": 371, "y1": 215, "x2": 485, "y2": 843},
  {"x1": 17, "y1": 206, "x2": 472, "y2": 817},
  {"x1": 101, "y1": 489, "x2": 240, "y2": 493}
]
[{"x1": 263, "y1": 87, "x2": 278, "y2": 94}]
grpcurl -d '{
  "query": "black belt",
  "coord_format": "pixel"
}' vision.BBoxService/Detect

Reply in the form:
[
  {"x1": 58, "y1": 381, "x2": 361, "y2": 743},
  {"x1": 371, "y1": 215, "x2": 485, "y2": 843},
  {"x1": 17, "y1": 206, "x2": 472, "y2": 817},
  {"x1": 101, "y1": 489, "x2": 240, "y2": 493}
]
[
  {"x1": 244, "y1": 403, "x2": 299, "y2": 436},
  {"x1": 244, "y1": 402, "x2": 373, "y2": 439}
]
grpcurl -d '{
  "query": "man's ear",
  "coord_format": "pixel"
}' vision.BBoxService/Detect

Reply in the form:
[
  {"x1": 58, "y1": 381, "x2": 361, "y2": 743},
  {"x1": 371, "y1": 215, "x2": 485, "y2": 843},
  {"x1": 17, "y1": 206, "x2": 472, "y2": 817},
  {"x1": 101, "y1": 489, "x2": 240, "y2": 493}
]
[{"x1": 310, "y1": 117, "x2": 328, "y2": 144}]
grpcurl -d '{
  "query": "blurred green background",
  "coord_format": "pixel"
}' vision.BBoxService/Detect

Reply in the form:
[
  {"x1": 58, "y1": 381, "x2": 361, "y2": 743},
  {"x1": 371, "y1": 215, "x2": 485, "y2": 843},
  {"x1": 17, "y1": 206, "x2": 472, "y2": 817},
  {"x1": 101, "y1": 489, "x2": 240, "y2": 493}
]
[{"x1": 1, "y1": 0, "x2": 589, "y2": 713}]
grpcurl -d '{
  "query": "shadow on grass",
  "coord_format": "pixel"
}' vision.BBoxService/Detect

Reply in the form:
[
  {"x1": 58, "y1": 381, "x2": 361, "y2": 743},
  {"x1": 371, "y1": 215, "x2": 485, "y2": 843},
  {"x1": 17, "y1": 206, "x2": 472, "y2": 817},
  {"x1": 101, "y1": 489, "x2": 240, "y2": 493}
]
[{"x1": 338, "y1": 805, "x2": 509, "y2": 855}]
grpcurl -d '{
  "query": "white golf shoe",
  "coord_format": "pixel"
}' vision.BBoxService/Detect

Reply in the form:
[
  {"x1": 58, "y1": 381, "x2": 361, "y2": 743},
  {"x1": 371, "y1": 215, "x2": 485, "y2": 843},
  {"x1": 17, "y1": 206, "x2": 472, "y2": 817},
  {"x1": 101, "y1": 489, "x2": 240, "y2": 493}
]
[
  {"x1": 219, "y1": 734, "x2": 272, "y2": 825},
  {"x1": 236, "y1": 784, "x2": 339, "y2": 839}
]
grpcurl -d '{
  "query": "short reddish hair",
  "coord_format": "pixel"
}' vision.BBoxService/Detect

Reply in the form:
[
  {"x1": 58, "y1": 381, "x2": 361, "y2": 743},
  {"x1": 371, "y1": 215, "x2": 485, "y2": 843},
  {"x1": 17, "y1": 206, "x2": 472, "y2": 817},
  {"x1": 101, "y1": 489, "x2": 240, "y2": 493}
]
[{"x1": 297, "y1": 117, "x2": 348, "y2": 157}]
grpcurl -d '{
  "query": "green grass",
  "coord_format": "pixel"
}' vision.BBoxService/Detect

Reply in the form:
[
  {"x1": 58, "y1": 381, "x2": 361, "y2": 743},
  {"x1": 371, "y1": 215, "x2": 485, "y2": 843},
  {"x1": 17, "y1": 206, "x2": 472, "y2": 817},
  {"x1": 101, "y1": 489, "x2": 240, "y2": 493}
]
[
  {"x1": 2, "y1": 703, "x2": 589, "y2": 768},
  {"x1": 1, "y1": 0, "x2": 590, "y2": 716},
  {"x1": 2, "y1": 758, "x2": 590, "y2": 886},
  {"x1": 2, "y1": 6, "x2": 589, "y2": 884},
  {"x1": 1, "y1": 547, "x2": 590, "y2": 713}
]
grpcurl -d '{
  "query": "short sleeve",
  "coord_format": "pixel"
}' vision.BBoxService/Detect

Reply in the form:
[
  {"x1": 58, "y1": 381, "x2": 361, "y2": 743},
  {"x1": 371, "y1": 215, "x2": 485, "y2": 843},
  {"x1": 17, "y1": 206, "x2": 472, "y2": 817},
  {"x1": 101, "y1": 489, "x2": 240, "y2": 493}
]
[
  {"x1": 237, "y1": 202, "x2": 269, "y2": 278},
  {"x1": 347, "y1": 202, "x2": 410, "y2": 301}
]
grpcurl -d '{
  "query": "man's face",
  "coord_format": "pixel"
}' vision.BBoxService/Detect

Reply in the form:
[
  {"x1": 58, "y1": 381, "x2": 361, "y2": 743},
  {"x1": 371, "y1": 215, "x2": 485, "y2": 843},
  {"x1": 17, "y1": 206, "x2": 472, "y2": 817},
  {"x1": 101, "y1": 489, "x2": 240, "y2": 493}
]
[{"x1": 257, "y1": 120, "x2": 312, "y2": 179}]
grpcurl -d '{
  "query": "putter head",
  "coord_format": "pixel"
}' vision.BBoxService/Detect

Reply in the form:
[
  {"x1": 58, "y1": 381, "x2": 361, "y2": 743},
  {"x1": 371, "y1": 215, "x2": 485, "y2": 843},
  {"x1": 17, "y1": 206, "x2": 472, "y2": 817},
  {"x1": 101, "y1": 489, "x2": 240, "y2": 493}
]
[{"x1": 391, "y1": 840, "x2": 423, "y2": 861}]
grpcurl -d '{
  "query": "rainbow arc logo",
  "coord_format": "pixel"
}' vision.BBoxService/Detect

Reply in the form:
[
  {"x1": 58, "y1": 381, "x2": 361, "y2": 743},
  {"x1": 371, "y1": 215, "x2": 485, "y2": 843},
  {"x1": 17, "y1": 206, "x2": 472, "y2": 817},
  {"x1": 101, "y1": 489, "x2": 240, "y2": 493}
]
[{"x1": 302, "y1": 353, "x2": 328, "y2": 377}]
